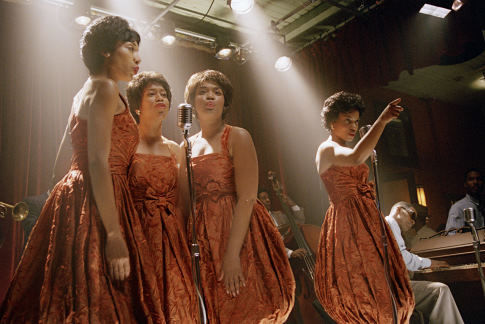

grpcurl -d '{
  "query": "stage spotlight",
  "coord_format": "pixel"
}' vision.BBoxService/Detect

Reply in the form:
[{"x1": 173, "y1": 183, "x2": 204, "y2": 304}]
[
  {"x1": 216, "y1": 47, "x2": 233, "y2": 60},
  {"x1": 161, "y1": 35, "x2": 176, "y2": 46},
  {"x1": 229, "y1": 0, "x2": 254, "y2": 15},
  {"x1": 451, "y1": 0, "x2": 464, "y2": 11},
  {"x1": 233, "y1": 46, "x2": 249, "y2": 65},
  {"x1": 215, "y1": 37, "x2": 234, "y2": 60},
  {"x1": 73, "y1": 1, "x2": 91, "y2": 26},
  {"x1": 419, "y1": 4, "x2": 451, "y2": 18},
  {"x1": 74, "y1": 15, "x2": 91, "y2": 26},
  {"x1": 274, "y1": 56, "x2": 292, "y2": 72},
  {"x1": 159, "y1": 20, "x2": 176, "y2": 47}
]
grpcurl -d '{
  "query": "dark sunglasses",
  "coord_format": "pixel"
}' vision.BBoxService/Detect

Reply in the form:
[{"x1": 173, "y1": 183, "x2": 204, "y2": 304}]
[{"x1": 404, "y1": 208, "x2": 417, "y2": 221}]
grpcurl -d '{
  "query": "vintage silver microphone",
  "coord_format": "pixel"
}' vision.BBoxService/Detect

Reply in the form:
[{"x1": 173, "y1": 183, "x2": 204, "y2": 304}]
[
  {"x1": 177, "y1": 103, "x2": 192, "y2": 134},
  {"x1": 359, "y1": 124, "x2": 398, "y2": 324},
  {"x1": 177, "y1": 103, "x2": 207, "y2": 324},
  {"x1": 359, "y1": 125, "x2": 376, "y2": 163},
  {"x1": 464, "y1": 208, "x2": 485, "y2": 299}
]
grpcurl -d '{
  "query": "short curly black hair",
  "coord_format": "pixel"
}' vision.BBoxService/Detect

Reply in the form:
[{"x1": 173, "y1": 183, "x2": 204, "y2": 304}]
[
  {"x1": 184, "y1": 70, "x2": 233, "y2": 119},
  {"x1": 320, "y1": 91, "x2": 365, "y2": 130},
  {"x1": 127, "y1": 71, "x2": 172, "y2": 123},
  {"x1": 464, "y1": 168, "x2": 482, "y2": 182},
  {"x1": 80, "y1": 16, "x2": 140, "y2": 75}
]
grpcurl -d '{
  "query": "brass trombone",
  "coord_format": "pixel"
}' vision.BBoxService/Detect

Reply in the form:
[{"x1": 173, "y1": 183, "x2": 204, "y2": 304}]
[{"x1": 0, "y1": 201, "x2": 29, "y2": 222}]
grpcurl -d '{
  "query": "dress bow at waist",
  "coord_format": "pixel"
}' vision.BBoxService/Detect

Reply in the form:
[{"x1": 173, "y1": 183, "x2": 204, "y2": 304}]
[
  {"x1": 357, "y1": 181, "x2": 376, "y2": 200},
  {"x1": 141, "y1": 187, "x2": 176, "y2": 217}
]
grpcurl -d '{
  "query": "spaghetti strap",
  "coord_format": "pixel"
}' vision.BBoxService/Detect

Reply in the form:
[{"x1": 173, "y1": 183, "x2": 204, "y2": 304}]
[
  {"x1": 220, "y1": 125, "x2": 231, "y2": 156},
  {"x1": 119, "y1": 93, "x2": 129, "y2": 111}
]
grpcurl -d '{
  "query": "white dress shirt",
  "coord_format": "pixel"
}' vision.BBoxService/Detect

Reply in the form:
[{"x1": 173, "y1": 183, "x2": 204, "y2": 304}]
[
  {"x1": 385, "y1": 216, "x2": 431, "y2": 271},
  {"x1": 445, "y1": 194, "x2": 484, "y2": 232}
]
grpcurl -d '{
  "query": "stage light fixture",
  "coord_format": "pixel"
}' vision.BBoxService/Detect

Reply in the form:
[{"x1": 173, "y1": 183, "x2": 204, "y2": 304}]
[
  {"x1": 215, "y1": 37, "x2": 234, "y2": 60},
  {"x1": 159, "y1": 20, "x2": 176, "y2": 47},
  {"x1": 162, "y1": 35, "x2": 176, "y2": 46},
  {"x1": 75, "y1": 15, "x2": 91, "y2": 26},
  {"x1": 419, "y1": 4, "x2": 451, "y2": 18},
  {"x1": 233, "y1": 47, "x2": 248, "y2": 65},
  {"x1": 229, "y1": 0, "x2": 254, "y2": 15},
  {"x1": 73, "y1": 1, "x2": 91, "y2": 26},
  {"x1": 216, "y1": 47, "x2": 233, "y2": 60},
  {"x1": 274, "y1": 56, "x2": 292, "y2": 72}
]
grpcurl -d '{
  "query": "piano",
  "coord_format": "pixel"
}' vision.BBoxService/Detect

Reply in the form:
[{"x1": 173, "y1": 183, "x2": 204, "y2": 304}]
[{"x1": 411, "y1": 229, "x2": 485, "y2": 323}]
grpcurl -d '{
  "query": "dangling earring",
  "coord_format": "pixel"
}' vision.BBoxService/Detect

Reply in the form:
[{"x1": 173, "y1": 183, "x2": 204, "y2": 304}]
[{"x1": 135, "y1": 109, "x2": 141, "y2": 116}]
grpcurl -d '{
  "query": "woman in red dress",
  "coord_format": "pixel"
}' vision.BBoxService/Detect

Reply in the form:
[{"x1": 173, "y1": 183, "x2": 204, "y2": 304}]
[
  {"x1": 1, "y1": 16, "x2": 163, "y2": 323},
  {"x1": 126, "y1": 71, "x2": 198, "y2": 323},
  {"x1": 183, "y1": 70, "x2": 295, "y2": 324},
  {"x1": 314, "y1": 91, "x2": 414, "y2": 323}
]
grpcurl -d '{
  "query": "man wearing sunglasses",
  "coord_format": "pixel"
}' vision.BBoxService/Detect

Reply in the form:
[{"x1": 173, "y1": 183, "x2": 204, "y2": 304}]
[{"x1": 386, "y1": 201, "x2": 463, "y2": 324}]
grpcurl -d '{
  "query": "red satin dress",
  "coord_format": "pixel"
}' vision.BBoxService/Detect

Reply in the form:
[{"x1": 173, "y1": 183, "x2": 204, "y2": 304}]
[
  {"x1": 128, "y1": 151, "x2": 198, "y2": 323},
  {"x1": 314, "y1": 164, "x2": 414, "y2": 323},
  {"x1": 0, "y1": 99, "x2": 163, "y2": 323},
  {"x1": 189, "y1": 125, "x2": 295, "y2": 324}
]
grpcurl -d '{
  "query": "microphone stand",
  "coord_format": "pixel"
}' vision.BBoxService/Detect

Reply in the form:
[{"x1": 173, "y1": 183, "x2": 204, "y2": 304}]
[
  {"x1": 369, "y1": 149, "x2": 398, "y2": 324},
  {"x1": 464, "y1": 208, "x2": 485, "y2": 300},
  {"x1": 360, "y1": 125, "x2": 398, "y2": 324},
  {"x1": 182, "y1": 127, "x2": 208, "y2": 324}
]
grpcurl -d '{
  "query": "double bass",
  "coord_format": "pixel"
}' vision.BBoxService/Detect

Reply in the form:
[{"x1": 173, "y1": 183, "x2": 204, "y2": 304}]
[{"x1": 267, "y1": 171, "x2": 333, "y2": 324}]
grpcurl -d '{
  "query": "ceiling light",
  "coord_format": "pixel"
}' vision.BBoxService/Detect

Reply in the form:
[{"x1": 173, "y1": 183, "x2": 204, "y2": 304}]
[
  {"x1": 419, "y1": 4, "x2": 451, "y2": 18},
  {"x1": 158, "y1": 20, "x2": 176, "y2": 47},
  {"x1": 75, "y1": 15, "x2": 91, "y2": 26},
  {"x1": 233, "y1": 47, "x2": 248, "y2": 65},
  {"x1": 451, "y1": 0, "x2": 464, "y2": 11},
  {"x1": 215, "y1": 47, "x2": 233, "y2": 60},
  {"x1": 230, "y1": 0, "x2": 254, "y2": 15},
  {"x1": 274, "y1": 56, "x2": 292, "y2": 72},
  {"x1": 161, "y1": 34, "x2": 176, "y2": 46},
  {"x1": 215, "y1": 37, "x2": 234, "y2": 60}
]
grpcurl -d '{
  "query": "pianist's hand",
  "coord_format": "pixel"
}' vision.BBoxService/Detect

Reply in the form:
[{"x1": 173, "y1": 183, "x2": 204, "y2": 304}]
[{"x1": 430, "y1": 260, "x2": 449, "y2": 269}]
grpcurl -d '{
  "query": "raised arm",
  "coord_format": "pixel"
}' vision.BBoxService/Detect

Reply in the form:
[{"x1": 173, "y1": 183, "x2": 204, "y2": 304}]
[
  {"x1": 316, "y1": 98, "x2": 403, "y2": 174},
  {"x1": 87, "y1": 79, "x2": 130, "y2": 281},
  {"x1": 219, "y1": 127, "x2": 258, "y2": 297}
]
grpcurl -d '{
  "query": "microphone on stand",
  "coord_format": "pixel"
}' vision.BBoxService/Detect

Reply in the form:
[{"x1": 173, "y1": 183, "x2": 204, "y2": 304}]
[
  {"x1": 464, "y1": 207, "x2": 476, "y2": 223},
  {"x1": 177, "y1": 102, "x2": 208, "y2": 323},
  {"x1": 358, "y1": 124, "x2": 371, "y2": 138},
  {"x1": 464, "y1": 207, "x2": 485, "y2": 299},
  {"x1": 177, "y1": 103, "x2": 192, "y2": 133},
  {"x1": 358, "y1": 124, "x2": 376, "y2": 163},
  {"x1": 360, "y1": 123, "x2": 398, "y2": 323},
  {"x1": 464, "y1": 208, "x2": 480, "y2": 243}
]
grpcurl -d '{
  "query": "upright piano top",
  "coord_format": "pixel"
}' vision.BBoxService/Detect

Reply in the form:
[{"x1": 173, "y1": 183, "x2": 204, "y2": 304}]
[{"x1": 410, "y1": 229, "x2": 484, "y2": 264}]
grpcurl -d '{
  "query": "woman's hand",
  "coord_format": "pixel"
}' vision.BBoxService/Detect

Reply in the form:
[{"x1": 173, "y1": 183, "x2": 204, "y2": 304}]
[
  {"x1": 378, "y1": 98, "x2": 403, "y2": 125},
  {"x1": 218, "y1": 253, "x2": 246, "y2": 297},
  {"x1": 105, "y1": 231, "x2": 131, "y2": 281}
]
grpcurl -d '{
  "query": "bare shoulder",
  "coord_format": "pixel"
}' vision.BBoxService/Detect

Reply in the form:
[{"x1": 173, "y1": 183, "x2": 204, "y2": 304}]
[
  {"x1": 316, "y1": 139, "x2": 337, "y2": 157},
  {"x1": 315, "y1": 139, "x2": 338, "y2": 174},
  {"x1": 85, "y1": 77, "x2": 119, "y2": 96},
  {"x1": 229, "y1": 126, "x2": 252, "y2": 143}
]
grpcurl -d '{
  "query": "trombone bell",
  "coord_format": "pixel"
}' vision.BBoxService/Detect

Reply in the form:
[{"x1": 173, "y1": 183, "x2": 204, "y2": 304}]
[{"x1": 0, "y1": 201, "x2": 29, "y2": 221}]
